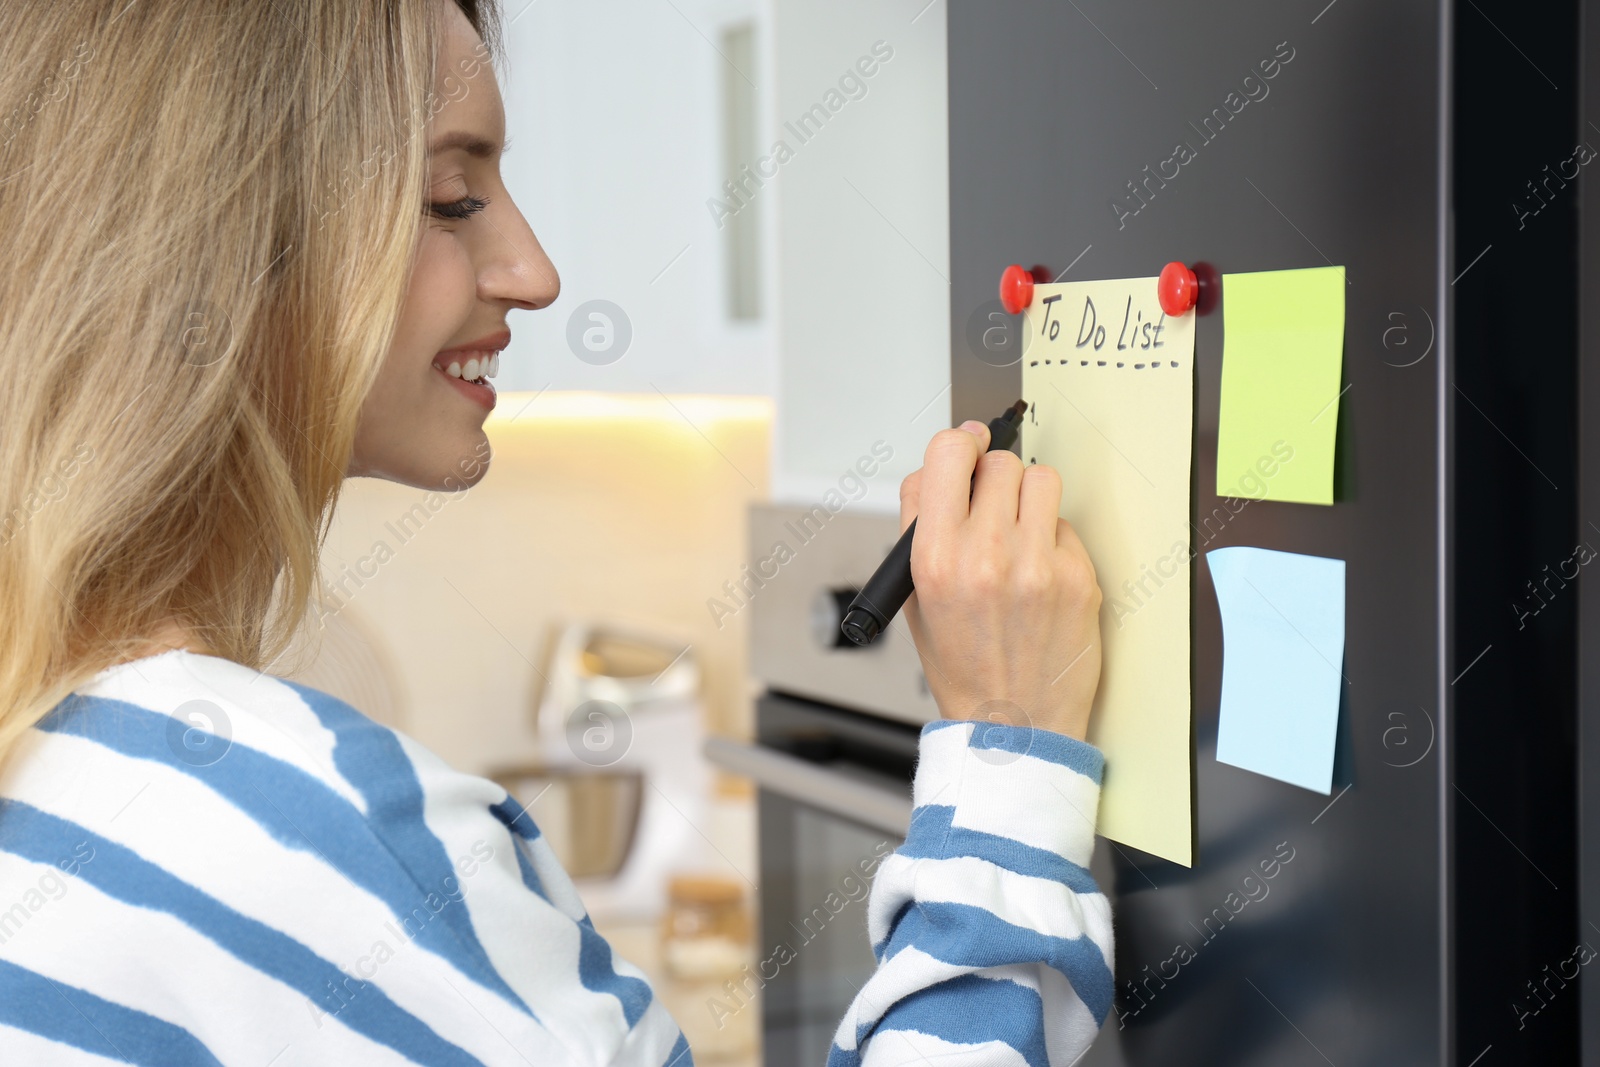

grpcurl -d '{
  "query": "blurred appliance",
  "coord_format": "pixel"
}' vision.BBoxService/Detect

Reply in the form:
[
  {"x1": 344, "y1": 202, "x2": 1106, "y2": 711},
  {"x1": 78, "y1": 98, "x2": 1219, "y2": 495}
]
[
  {"x1": 703, "y1": 502, "x2": 940, "y2": 1067},
  {"x1": 486, "y1": 763, "x2": 643, "y2": 881},
  {"x1": 519, "y1": 618, "x2": 716, "y2": 923},
  {"x1": 537, "y1": 618, "x2": 699, "y2": 716}
]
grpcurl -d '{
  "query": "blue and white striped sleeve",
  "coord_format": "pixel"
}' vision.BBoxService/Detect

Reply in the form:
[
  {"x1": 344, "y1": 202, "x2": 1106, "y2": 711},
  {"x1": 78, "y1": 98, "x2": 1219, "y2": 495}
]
[
  {"x1": 0, "y1": 656, "x2": 694, "y2": 1067},
  {"x1": 827, "y1": 718, "x2": 1114, "y2": 1067}
]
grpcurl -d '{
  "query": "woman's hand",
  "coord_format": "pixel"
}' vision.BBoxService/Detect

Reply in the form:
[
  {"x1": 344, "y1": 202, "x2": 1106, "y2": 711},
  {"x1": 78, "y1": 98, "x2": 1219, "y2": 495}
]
[{"x1": 898, "y1": 420, "x2": 1104, "y2": 741}]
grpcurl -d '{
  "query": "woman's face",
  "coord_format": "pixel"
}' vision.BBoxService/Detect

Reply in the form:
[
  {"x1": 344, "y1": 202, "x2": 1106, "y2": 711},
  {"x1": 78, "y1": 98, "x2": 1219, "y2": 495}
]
[{"x1": 347, "y1": 2, "x2": 559, "y2": 489}]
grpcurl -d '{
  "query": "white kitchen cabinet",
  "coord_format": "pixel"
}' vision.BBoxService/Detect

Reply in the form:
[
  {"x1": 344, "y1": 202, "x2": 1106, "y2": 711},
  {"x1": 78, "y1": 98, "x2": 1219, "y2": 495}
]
[
  {"x1": 767, "y1": 0, "x2": 950, "y2": 511},
  {"x1": 497, "y1": 0, "x2": 777, "y2": 398},
  {"x1": 497, "y1": 0, "x2": 950, "y2": 516}
]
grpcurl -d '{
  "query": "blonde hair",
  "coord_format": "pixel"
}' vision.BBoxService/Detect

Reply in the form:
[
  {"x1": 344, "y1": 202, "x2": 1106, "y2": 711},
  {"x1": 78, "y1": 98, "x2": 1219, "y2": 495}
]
[{"x1": 0, "y1": 0, "x2": 503, "y2": 769}]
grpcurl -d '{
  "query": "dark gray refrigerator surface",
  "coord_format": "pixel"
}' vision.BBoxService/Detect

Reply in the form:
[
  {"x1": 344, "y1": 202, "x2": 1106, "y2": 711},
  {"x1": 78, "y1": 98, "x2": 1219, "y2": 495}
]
[{"x1": 945, "y1": 1, "x2": 1581, "y2": 1063}]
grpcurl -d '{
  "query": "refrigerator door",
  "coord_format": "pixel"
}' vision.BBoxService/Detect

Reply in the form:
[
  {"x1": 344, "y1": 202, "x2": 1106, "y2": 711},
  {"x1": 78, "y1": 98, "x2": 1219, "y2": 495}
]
[{"x1": 945, "y1": 1, "x2": 1580, "y2": 1063}]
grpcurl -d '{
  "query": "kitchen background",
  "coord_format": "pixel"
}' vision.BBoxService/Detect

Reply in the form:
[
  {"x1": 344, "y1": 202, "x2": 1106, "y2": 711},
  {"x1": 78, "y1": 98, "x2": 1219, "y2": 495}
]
[{"x1": 268, "y1": 0, "x2": 954, "y2": 1062}]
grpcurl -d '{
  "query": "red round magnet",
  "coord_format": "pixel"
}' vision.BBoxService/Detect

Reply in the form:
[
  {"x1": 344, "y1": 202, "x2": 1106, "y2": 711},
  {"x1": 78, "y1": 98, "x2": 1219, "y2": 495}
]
[
  {"x1": 1157, "y1": 261, "x2": 1199, "y2": 316},
  {"x1": 999, "y1": 264, "x2": 1035, "y2": 315}
]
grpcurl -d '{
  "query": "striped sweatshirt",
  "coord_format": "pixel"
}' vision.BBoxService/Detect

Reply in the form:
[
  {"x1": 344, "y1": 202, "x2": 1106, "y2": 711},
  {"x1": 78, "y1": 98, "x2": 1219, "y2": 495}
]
[{"x1": 0, "y1": 649, "x2": 1113, "y2": 1065}]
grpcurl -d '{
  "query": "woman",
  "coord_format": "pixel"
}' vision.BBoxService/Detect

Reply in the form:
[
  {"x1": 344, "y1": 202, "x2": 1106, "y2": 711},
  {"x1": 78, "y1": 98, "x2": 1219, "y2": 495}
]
[{"x1": 0, "y1": 2, "x2": 1114, "y2": 1064}]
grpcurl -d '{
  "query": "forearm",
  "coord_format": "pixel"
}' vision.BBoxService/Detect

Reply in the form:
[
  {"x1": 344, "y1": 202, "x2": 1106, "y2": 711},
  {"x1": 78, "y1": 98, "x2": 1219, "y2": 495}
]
[{"x1": 828, "y1": 718, "x2": 1114, "y2": 1066}]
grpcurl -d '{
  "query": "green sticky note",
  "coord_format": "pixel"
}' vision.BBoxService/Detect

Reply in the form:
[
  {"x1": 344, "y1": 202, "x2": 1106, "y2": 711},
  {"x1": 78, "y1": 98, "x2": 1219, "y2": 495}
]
[{"x1": 1216, "y1": 266, "x2": 1346, "y2": 505}]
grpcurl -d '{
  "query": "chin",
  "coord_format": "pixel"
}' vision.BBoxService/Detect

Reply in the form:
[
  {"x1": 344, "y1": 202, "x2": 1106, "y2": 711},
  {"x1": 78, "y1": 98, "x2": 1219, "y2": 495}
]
[
  {"x1": 351, "y1": 433, "x2": 493, "y2": 491},
  {"x1": 438, "y1": 452, "x2": 491, "y2": 491},
  {"x1": 430, "y1": 436, "x2": 494, "y2": 491}
]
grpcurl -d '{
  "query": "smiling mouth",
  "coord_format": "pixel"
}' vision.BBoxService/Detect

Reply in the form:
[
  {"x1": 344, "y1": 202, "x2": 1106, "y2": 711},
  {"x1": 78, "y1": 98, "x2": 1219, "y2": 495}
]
[{"x1": 433, "y1": 350, "x2": 502, "y2": 385}]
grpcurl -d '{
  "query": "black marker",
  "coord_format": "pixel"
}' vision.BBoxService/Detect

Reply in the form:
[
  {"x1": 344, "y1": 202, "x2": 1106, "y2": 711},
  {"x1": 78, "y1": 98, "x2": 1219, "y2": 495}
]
[{"x1": 840, "y1": 399, "x2": 1029, "y2": 646}]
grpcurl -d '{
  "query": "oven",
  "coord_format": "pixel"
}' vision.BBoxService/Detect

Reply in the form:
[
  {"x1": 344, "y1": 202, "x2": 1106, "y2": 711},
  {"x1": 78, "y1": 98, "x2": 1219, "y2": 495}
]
[{"x1": 703, "y1": 502, "x2": 939, "y2": 1067}]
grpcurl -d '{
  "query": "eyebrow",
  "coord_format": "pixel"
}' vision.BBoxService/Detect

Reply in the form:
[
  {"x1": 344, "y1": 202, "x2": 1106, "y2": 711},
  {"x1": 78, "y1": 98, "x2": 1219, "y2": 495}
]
[{"x1": 428, "y1": 131, "x2": 511, "y2": 159}]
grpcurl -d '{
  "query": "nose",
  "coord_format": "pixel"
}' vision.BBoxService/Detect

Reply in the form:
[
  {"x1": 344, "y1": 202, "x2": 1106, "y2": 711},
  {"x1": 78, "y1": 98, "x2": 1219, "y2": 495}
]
[{"x1": 479, "y1": 192, "x2": 560, "y2": 311}]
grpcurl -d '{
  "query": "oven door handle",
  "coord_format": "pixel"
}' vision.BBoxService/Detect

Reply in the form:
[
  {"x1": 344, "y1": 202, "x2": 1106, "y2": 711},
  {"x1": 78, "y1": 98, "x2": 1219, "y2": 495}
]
[{"x1": 702, "y1": 736, "x2": 911, "y2": 837}]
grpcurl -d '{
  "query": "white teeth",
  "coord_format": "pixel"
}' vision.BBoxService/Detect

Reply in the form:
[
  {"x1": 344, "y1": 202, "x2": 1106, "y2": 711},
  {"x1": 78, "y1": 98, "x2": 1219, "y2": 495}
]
[{"x1": 439, "y1": 350, "x2": 501, "y2": 382}]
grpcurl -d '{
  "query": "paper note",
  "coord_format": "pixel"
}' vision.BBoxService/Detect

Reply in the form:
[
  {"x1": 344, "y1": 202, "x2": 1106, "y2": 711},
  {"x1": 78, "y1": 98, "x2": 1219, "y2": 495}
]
[
  {"x1": 1206, "y1": 546, "x2": 1345, "y2": 794},
  {"x1": 1215, "y1": 266, "x2": 1346, "y2": 505},
  {"x1": 1022, "y1": 276, "x2": 1195, "y2": 867}
]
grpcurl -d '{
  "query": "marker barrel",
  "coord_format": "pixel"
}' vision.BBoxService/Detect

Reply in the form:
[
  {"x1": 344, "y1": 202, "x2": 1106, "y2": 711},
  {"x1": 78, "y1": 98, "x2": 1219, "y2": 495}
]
[{"x1": 839, "y1": 401, "x2": 1027, "y2": 646}]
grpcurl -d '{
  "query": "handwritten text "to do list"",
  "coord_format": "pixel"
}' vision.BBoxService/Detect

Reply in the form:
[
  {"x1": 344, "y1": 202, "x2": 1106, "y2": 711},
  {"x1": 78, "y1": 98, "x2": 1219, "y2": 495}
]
[{"x1": 1037, "y1": 291, "x2": 1171, "y2": 359}]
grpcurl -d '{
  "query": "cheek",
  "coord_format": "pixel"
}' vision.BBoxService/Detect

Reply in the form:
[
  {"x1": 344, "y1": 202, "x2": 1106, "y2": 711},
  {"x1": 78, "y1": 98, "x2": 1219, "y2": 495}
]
[{"x1": 399, "y1": 230, "x2": 477, "y2": 349}]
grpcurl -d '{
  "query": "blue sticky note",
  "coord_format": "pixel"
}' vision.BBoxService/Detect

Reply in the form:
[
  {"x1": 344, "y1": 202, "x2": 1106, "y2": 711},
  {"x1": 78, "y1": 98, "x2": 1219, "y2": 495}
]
[{"x1": 1205, "y1": 546, "x2": 1346, "y2": 794}]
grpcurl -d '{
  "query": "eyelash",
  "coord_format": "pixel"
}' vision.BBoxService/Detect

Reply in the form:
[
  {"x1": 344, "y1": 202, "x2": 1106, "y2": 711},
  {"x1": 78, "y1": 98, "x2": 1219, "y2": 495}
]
[{"x1": 427, "y1": 194, "x2": 490, "y2": 221}]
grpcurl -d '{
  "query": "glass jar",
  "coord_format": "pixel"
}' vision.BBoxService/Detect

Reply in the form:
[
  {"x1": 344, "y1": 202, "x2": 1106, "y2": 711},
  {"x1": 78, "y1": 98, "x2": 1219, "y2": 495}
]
[{"x1": 660, "y1": 873, "x2": 751, "y2": 980}]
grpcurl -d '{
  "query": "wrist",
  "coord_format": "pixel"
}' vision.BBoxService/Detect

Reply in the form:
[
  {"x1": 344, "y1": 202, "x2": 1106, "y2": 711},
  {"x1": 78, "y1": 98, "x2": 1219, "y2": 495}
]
[
  {"x1": 934, "y1": 697, "x2": 1093, "y2": 745},
  {"x1": 914, "y1": 719, "x2": 1106, "y2": 866}
]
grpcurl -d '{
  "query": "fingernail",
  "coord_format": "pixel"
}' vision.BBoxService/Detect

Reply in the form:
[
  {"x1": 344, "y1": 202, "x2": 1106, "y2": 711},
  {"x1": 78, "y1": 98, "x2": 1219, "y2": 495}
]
[{"x1": 959, "y1": 420, "x2": 985, "y2": 435}]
